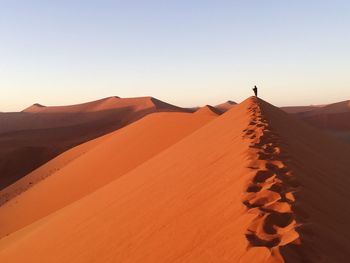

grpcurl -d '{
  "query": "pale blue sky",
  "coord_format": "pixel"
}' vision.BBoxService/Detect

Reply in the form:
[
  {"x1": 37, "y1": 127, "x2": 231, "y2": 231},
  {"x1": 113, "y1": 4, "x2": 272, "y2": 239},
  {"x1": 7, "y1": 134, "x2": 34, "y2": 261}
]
[{"x1": 1, "y1": 0, "x2": 350, "y2": 111}]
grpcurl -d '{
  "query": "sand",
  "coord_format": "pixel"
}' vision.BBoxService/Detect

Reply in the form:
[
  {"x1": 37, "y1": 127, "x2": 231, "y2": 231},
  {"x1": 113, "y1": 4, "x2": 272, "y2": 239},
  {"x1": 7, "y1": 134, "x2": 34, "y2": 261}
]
[
  {"x1": 0, "y1": 110, "x2": 217, "y2": 240},
  {"x1": 0, "y1": 96, "x2": 189, "y2": 189},
  {"x1": 0, "y1": 97, "x2": 349, "y2": 262},
  {"x1": 215, "y1": 100, "x2": 237, "y2": 112},
  {"x1": 195, "y1": 105, "x2": 223, "y2": 116},
  {"x1": 283, "y1": 100, "x2": 350, "y2": 142},
  {"x1": 280, "y1": 106, "x2": 321, "y2": 114}
]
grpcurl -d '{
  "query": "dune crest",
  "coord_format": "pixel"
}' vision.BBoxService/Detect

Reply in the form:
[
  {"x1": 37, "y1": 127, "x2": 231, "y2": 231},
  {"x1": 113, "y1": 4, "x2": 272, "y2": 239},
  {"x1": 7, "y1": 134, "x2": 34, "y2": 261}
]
[
  {"x1": 195, "y1": 105, "x2": 222, "y2": 116},
  {"x1": 241, "y1": 97, "x2": 301, "y2": 262},
  {"x1": 22, "y1": 103, "x2": 46, "y2": 112},
  {"x1": 22, "y1": 96, "x2": 188, "y2": 113},
  {"x1": 215, "y1": 100, "x2": 237, "y2": 112}
]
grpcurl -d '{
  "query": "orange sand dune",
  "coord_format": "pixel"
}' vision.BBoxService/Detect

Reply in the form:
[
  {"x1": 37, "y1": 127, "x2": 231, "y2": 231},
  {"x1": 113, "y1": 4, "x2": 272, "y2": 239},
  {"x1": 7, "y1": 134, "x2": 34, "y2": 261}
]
[
  {"x1": 215, "y1": 100, "x2": 237, "y2": 112},
  {"x1": 195, "y1": 105, "x2": 223, "y2": 116},
  {"x1": 0, "y1": 132, "x2": 111, "y2": 206},
  {"x1": 2, "y1": 97, "x2": 186, "y2": 134},
  {"x1": 1, "y1": 97, "x2": 350, "y2": 262},
  {"x1": 22, "y1": 96, "x2": 185, "y2": 114},
  {"x1": 0, "y1": 111, "x2": 216, "y2": 239},
  {"x1": 0, "y1": 97, "x2": 189, "y2": 189}
]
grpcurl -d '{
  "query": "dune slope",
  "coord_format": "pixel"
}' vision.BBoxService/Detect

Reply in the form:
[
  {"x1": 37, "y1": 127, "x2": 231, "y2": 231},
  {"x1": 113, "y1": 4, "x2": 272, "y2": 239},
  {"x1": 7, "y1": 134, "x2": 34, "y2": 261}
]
[
  {"x1": 0, "y1": 111, "x2": 216, "y2": 239},
  {"x1": 298, "y1": 100, "x2": 350, "y2": 130},
  {"x1": 284, "y1": 100, "x2": 350, "y2": 143},
  {"x1": 0, "y1": 96, "x2": 189, "y2": 189},
  {"x1": 0, "y1": 97, "x2": 349, "y2": 262},
  {"x1": 280, "y1": 106, "x2": 321, "y2": 114},
  {"x1": 0, "y1": 132, "x2": 112, "y2": 206}
]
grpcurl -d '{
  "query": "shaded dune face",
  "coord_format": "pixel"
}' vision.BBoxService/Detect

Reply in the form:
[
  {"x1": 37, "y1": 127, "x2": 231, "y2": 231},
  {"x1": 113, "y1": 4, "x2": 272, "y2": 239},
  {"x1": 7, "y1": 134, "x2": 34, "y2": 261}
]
[
  {"x1": 250, "y1": 98, "x2": 350, "y2": 262},
  {"x1": 282, "y1": 100, "x2": 350, "y2": 143},
  {"x1": 0, "y1": 97, "x2": 190, "y2": 189},
  {"x1": 0, "y1": 97, "x2": 350, "y2": 262},
  {"x1": 301, "y1": 111, "x2": 350, "y2": 131}
]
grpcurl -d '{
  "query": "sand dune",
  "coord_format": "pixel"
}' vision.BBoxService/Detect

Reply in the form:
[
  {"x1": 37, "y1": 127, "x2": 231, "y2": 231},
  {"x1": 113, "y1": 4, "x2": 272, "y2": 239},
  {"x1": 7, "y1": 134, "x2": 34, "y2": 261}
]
[
  {"x1": 215, "y1": 100, "x2": 237, "y2": 112},
  {"x1": 22, "y1": 96, "x2": 185, "y2": 114},
  {"x1": 283, "y1": 100, "x2": 350, "y2": 142},
  {"x1": 302, "y1": 99, "x2": 350, "y2": 115},
  {"x1": 2, "y1": 97, "x2": 185, "y2": 133},
  {"x1": 0, "y1": 97, "x2": 189, "y2": 189},
  {"x1": 195, "y1": 105, "x2": 223, "y2": 116},
  {"x1": 1, "y1": 97, "x2": 349, "y2": 262},
  {"x1": 0, "y1": 132, "x2": 111, "y2": 206},
  {"x1": 280, "y1": 106, "x2": 321, "y2": 114},
  {"x1": 0, "y1": 111, "x2": 216, "y2": 239},
  {"x1": 22, "y1": 103, "x2": 46, "y2": 112},
  {"x1": 298, "y1": 100, "x2": 350, "y2": 130}
]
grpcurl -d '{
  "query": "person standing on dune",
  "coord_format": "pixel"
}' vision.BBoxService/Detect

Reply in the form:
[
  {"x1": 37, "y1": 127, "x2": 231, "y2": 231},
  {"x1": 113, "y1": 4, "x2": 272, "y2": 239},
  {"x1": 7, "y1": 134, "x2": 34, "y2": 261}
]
[{"x1": 253, "y1": 86, "x2": 258, "y2": 97}]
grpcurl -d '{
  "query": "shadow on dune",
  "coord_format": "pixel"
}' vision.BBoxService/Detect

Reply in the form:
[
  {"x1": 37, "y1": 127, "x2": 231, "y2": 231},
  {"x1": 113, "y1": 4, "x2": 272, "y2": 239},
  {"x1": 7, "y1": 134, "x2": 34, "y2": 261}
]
[{"x1": 0, "y1": 102, "x2": 190, "y2": 189}]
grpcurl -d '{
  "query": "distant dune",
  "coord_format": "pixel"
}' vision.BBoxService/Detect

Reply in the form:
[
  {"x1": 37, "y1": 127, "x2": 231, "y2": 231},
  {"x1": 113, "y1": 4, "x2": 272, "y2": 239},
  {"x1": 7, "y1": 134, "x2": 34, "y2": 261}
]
[
  {"x1": 195, "y1": 105, "x2": 223, "y2": 116},
  {"x1": 22, "y1": 96, "x2": 186, "y2": 114},
  {"x1": 215, "y1": 100, "x2": 237, "y2": 112},
  {"x1": 1, "y1": 97, "x2": 349, "y2": 262},
  {"x1": 304, "y1": 99, "x2": 350, "y2": 115},
  {"x1": 0, "y1": 96, "x2": 190, "y2": 189},
  {"x1": 282, "y1": 100, "x2": 350, "y2": 142},
  {"x1": 280, "y1": 105, "x2": 322, "y2": 114}
]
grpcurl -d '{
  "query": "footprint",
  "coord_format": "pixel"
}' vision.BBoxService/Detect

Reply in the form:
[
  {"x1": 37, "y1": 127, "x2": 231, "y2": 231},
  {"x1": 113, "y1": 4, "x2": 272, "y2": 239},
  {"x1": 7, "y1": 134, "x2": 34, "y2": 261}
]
[{"x1": 241, "y1": 100, "x2": 303, "y2": 254}]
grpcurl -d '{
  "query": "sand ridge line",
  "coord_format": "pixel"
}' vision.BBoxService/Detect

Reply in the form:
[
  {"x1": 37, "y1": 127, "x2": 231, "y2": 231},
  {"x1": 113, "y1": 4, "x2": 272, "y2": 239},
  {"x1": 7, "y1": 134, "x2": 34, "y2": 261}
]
[{"x1": 241, "y1": 97, "x2": 302, "y2": 262}]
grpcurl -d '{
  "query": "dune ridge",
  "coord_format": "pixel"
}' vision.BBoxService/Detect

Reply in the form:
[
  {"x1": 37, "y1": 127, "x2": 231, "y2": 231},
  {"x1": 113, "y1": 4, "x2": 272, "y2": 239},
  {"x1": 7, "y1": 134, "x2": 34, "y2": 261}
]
[
  {"x1": 241, "y1": 97, "x2": 301, "y2": 262},
  {"x1": 215, "y1": 100, "x2": 237, "y2": 112},
  {"x1": 22, "y1": 96, "x2": 187, "y2": 114},
  {"x1": 195, "y1": 105, "x2": 222, "y2": 116}
]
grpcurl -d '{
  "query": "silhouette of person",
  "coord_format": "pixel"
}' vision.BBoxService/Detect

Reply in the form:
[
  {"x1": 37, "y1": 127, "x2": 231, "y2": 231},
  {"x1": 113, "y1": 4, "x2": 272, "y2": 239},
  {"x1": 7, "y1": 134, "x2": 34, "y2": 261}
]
[{"x1": 253, "y1": 86, "x2": 258, "y2": 97}]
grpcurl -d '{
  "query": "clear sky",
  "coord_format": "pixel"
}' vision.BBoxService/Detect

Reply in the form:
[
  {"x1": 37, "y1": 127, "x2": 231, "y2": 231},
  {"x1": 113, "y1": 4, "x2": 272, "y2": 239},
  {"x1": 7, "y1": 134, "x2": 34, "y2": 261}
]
[{"x1": 1, "y1": 0, "x2": 350, "y2": 112}]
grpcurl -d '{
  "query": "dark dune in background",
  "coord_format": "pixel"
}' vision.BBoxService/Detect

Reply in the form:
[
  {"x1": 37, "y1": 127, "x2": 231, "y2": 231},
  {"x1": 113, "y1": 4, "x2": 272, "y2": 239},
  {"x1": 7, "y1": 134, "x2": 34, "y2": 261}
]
[
  {"x1": 282, "y1": 100, "x2": 350, "y2": 143},
  {"x1": 280, "y1": 106, "x2": 322, "y2": 114},
  {"x1": 0, "y1": 96, "x2": 191, "y2": 189}
]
